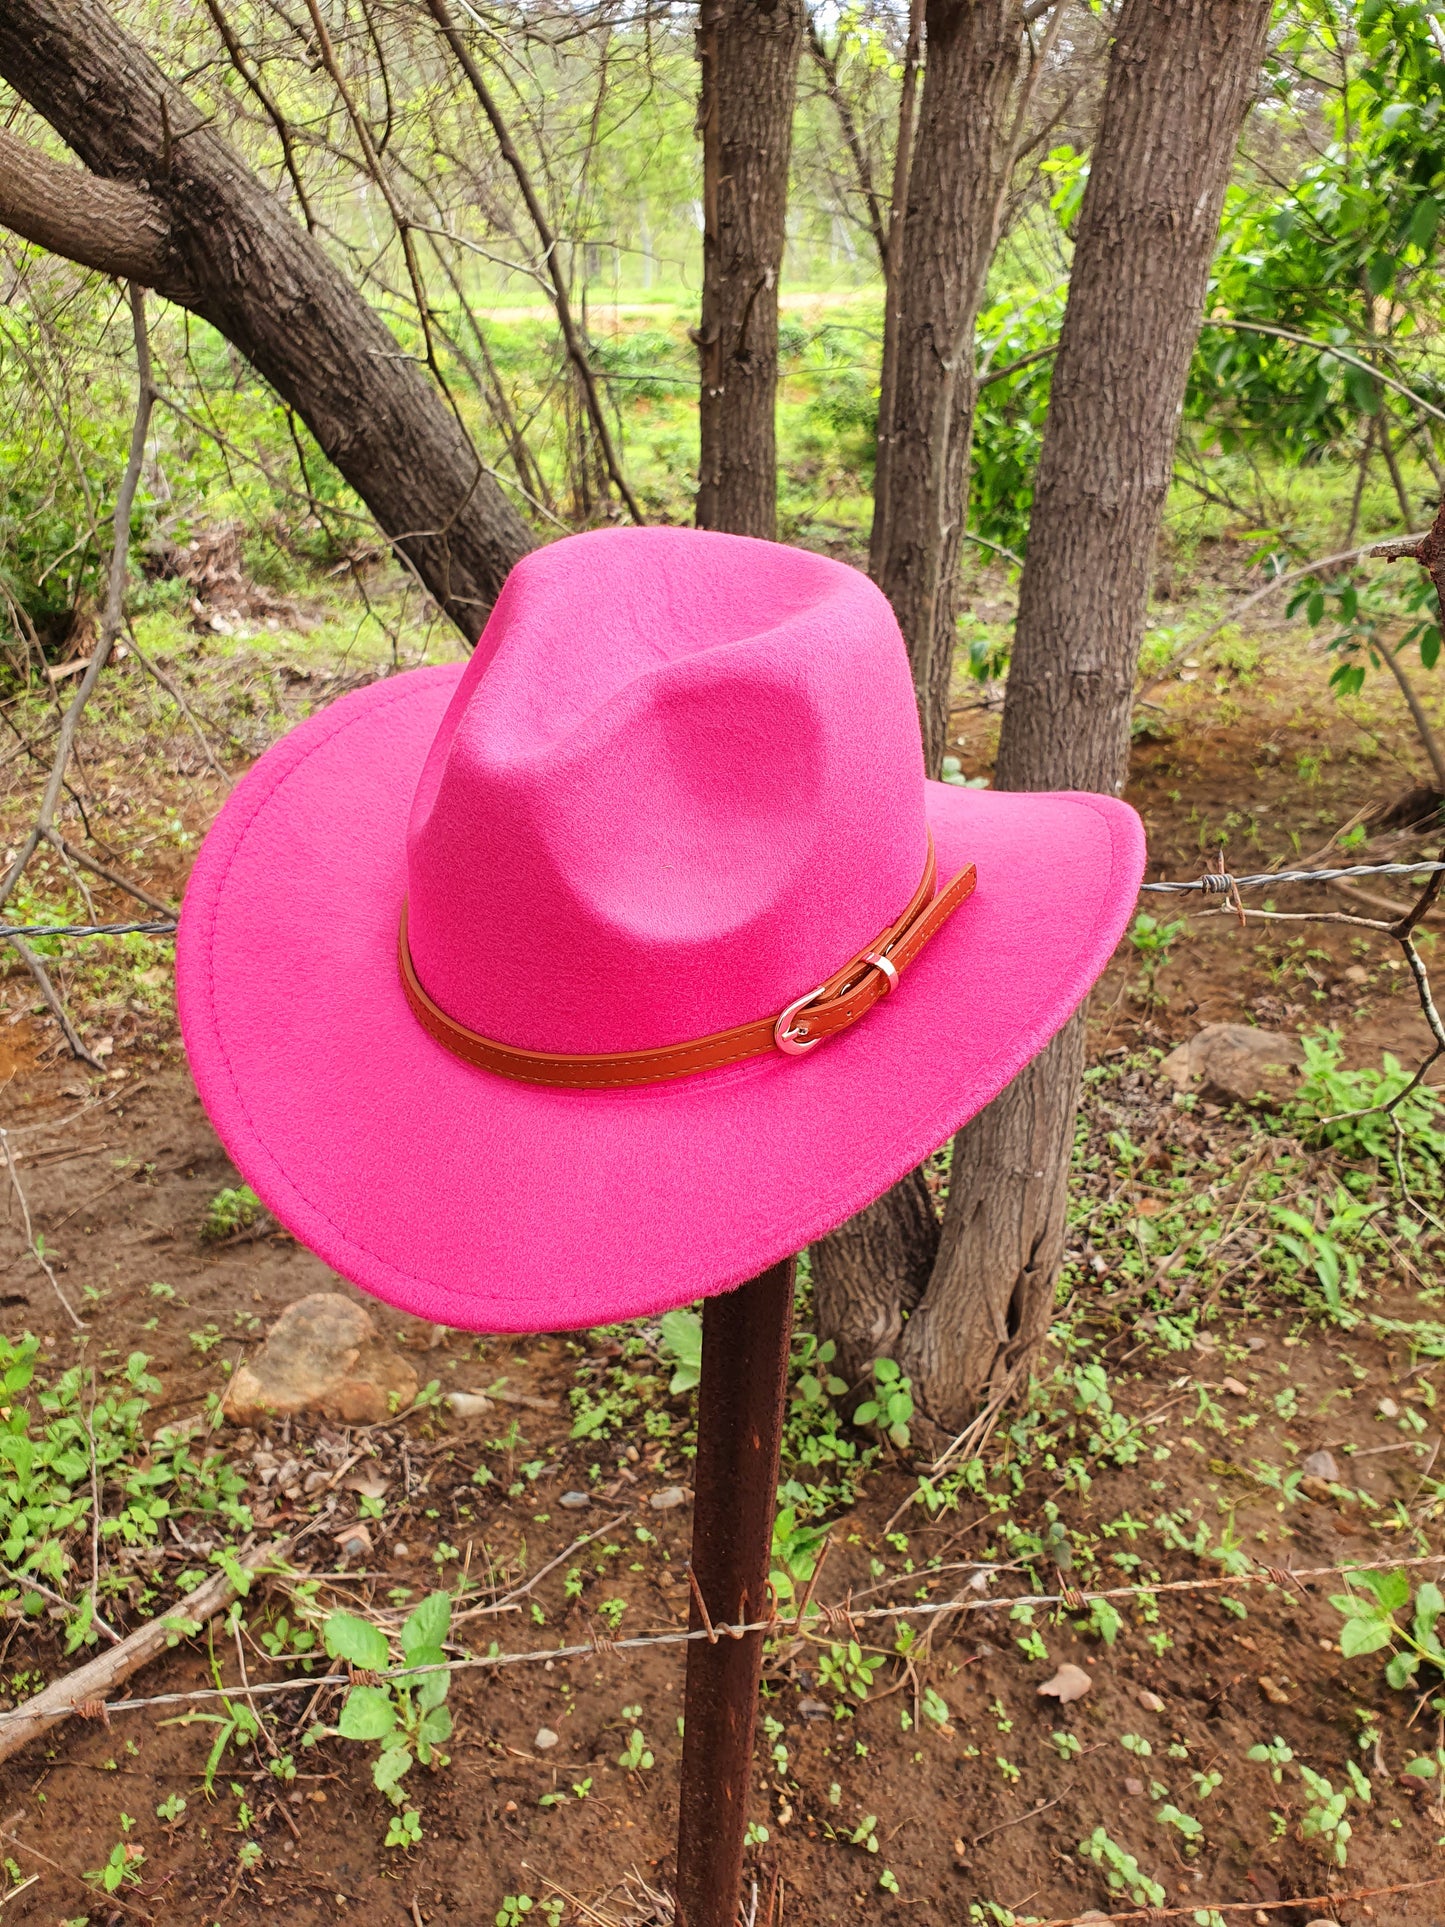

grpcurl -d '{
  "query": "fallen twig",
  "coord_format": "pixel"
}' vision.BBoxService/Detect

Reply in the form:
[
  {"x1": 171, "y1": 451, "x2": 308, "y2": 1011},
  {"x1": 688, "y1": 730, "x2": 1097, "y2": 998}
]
[{"x1": 0, "y1": 1534, "x2": 291, "y2": 1765}]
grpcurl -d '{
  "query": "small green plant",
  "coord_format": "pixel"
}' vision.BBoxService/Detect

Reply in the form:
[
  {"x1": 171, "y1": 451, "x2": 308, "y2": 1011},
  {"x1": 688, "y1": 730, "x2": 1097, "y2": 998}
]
[
  {"x1": 84, "y1": 1828, "x2": 145, "y2": 1894},
  {"x1": 818, "y1": 1638, "x2": 885, "y2": 1702},
  {"x1": 1246, "y1": 1736, "x2": 1294, "y2": 1782},
  {"x1": 854, "y1": 1357, "x2": 914, "y2": 1448},
  {"x1": 1051, "y1": 1731, "x2": 1082, "y2": 1761},
  {"x1": 1155, "y1": 1803, "x2": 1203, "y2": 1846},
  {"x1": 319, "y1": 1592, "x2": 453, "y2": 1840},
  {"x1": 1127, "y1": 912, "x2": 1185, "y2": 1003},
  {"x1": 1077, "y1": 1827, "x2": 1165, "y2": 1908},
  {"x1": 770, "y1": 1505, "x2": 831, "y2": 1606},
  {"x1": 1298, "y1": 1760, "x2": 1370, "y2": 1866},
  {"x1": 617, "y1": 1725, "x2": 654, "y2": 1771},
  {"x1": 657, "y1": 1308, "x2": 702, "y2": 1394},
  {"x1": 1330, "y1": 1569, "x2": 1445, "y2": 1690},
  {"x1": 202, "y1": 1185, "x2": 262, "y2": 1241},
  {"x1": 1271, "y1": 1188, "x2": 1382, "y2": 1326},
  {"x1": 156, "y1": 1792, "x2": 187, "y2": 1824},
  {"x1": 1290, "y1": 1030, "x2": 1445, "y2": 1168}
]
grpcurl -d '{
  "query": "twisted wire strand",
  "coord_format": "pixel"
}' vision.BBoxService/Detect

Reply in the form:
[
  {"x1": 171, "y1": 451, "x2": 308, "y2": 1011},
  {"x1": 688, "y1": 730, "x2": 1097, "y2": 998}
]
[{"x1": 1, "y1": 863, "x2": 1442, "y2": 940}]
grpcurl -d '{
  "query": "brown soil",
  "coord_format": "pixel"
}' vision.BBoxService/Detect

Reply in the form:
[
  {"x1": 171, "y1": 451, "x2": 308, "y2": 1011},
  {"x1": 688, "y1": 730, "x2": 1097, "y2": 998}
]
[{"x1": 0, "y1": 599, "x2": 1441, "y2": 1926}]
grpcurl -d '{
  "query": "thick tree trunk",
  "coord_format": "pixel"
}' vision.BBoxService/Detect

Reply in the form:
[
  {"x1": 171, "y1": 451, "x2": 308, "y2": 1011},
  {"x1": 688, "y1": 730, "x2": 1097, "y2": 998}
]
[
  {"x1": 869, "y1": 0, "x2": 1023, "y2": 777},
  {"x1": 695, "y1": 0, "x2": 804, "y2": 539},
  {"x1": 894, "y1": 0, "x2": 1273, "y2": 1432},
  {"x1": 818, "y1": 0, "x2": 1271, "y2": 1434},
  {"x1": 0, "y1": 0, "x2": 533, "y2": 640}
]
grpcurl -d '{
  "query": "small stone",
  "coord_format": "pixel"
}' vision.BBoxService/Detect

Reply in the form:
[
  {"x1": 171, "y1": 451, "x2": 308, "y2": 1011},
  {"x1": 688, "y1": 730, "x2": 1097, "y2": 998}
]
[
  {"x1": 445, "y1": 1390, "x2": 495, "y2": 1420},
  {"x1": 1137, "y1": 1689, "x2": 1165, "y2": 1712},
  {"x1": 559, "y1": 1492, "x2": 592, "y2": 1509},
  {"x1": 1378, "y1": 1397, "x2": 1400, "y2": 1418},
  {"x1": 1124, "y1": 1777, "x2": 1145, "y2": 1796},
  {"x1": 222, "y1": 1293, "x2": 418, "y2": 1426},
  {"x1": 392, "y1": 1542, "x2": 410, "y2": 1559},
  {"x1": 1245, "y1": 1335, "x2": 1266, "y2": 1352},
  {"x1": 650, "y1": 1486, "x2": 688, "y2": 1511},
  {"x1": 534, "y1": 1728, "x2": 558, "y2": 1751},
  {"x1": 1301, "y1": 1449, "x2": 1339, "y2": 1482},
  {"x1": 1220, "y1": 1377, "x2": 1249, "y2": 1397},
  {"x1": 798, "y1": 1697, "x2": 829, "y2": 1720},
  {"x1": 335, "y1": 1525, "x2": 372, "y2": 1559},
  {"x1": 1037, "y1": 1663, "x2": 1091, "y2": 1704},
  {"x1": 1159, "y1": 1024, "x2": 1304, "y2": 1106},
  {"x1": 1258, "y1": 1676, "x2": 1290, "y2": 1705}
]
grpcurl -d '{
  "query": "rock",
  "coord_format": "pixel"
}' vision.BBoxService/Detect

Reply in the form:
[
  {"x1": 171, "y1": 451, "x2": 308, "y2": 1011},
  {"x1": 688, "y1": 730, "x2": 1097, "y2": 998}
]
[
  {"x1": 1301, "y1": 1449, "x2": 1339, "y2": 1482},
  {"x1": 1159, "y1": 1024, "x2": 1304, "y2": 1105},
  {"x1": 222, "y1": 1293, "x2": 418, "y2": 1426},
  {"x1": 1220, "y1": 1376, "x2": 1249, "y2": 1396},
  {"x1": 1258, "y1": 1675, "x2": 1290, "y2": 1705},
  {"x1": 1037, "y1": 1663, "x2": 1091, "y2": 1704},
  {"x1": 392, "y1": 1542, "x2": 410, "y2": 1559},
  {"x1": 334, "y1": 1523, "x2": 373, "y2": 1558},
  {"x1": 1343, "y1": 964, "x2": 1369, "y2": 986},
  {"x1": 534, "y1": 1728, "x2": 558, "y2": 1751},
  {"x1": 445, "y1": 1391, "x2": 495, "y2": 1420},
  {"x1": 1137, "y1": 1689, "x2": 1165, "y2": 1712},
  {"x1": 1378, "y1": 1396, "x2": 1400, "y2": 1418},
  {"x1": 559, "y1": 1491, "x2": 591, "y2": 1509},
  {"x1": 798, "y1": 1697, "x2": 829, "y2": 1720},
  {"x1": 650, "y1": 1486, "x2": 688, "y2": 1511},
  {"x1": 1124, "y1": 1777, "x2": 1145, "y2": 1796}
]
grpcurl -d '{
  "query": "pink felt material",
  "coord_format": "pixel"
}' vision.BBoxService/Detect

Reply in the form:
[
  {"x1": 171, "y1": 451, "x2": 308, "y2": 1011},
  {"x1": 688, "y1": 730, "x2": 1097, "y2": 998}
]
[{"x1": 177, "y1": 527, "x2": 1145, "y2": 1334}]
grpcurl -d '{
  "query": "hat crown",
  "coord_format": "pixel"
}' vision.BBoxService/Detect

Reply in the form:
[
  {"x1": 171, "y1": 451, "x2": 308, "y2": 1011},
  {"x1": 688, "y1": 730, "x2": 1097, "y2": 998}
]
[{"x1": 404, "y1": 527, "x2": 928, "y2": 1056}]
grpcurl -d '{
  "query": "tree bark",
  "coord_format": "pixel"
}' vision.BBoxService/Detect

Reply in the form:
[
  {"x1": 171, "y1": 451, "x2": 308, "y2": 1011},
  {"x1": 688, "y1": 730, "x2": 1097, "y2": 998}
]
[
  {"x1": 809, "y1": 1165, "x2": 938, "y2": 1390},
  {"x1": 0, "y1": 0, "x2": 533, "y2": 640},
  {"x1": 894, "y1": 0, "x2": 1272, "y2": 1431},
  {"x1": 869, "y1": 0, "x2": 1023, "y2": 777},
  {"x1": 995, "y1": 0, "x2": 1272, "y2": 797},
  {"x1": 695, "y1": 0, "x2": 805, "y2": 539},
  {"x1": 816, "y1": 0, "x2": 1271, "y2": 1434}
]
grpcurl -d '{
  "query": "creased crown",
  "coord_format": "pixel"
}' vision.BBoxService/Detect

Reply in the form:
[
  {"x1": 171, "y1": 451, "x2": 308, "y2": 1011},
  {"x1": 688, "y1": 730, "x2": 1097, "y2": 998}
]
[{"x1": 404, "y1": 527, "x2": 927, "y2": 1056}]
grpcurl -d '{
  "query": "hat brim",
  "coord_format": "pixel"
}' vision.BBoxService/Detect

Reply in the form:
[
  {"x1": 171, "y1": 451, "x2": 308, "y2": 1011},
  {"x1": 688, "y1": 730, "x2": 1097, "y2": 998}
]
[{"x1": 177, "y1": 665, "x2": 1145, "y2": 1333}]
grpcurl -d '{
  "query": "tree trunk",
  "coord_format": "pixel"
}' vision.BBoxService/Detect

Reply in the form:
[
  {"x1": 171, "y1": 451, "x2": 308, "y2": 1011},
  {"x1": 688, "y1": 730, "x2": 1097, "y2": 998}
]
[
  {"x1": 811, "y1": 0, "x2": 1020, "y2": 1364},
  {"x1": 810, "y1": 1165, "x2": 938, "y2": 1390},
  {"x1": 695, "y1": 0, "x2": 804, "y2": 539},
  {"x1": 817, "y1": 0, "x2": 1272, "y2": 1435},
  {"x1": 0, "y1": 0, "x2": 533, "y2": 640},
  {"x1": 868, "y1": 0, "x2": 1023, "y2": 777},
  {"x1": 894, "y1": 0, "x2": 1272, "y2": 1432}
]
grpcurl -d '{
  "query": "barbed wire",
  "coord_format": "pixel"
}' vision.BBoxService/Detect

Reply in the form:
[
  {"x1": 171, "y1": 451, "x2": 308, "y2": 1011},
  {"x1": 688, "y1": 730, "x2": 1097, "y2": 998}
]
[
  {"x1": 0, "y1": 919, "x2": 177, "y2": 940},
  {"x1": 0, "y1": 860, "x2": 1441, "y2": 944},
  {"x1": 1140, "y1": 858, "x2": 1445, "y2": 895},
  {"x1": 8, "y1": 1548, "x2": 1442, "y2": 1731}
]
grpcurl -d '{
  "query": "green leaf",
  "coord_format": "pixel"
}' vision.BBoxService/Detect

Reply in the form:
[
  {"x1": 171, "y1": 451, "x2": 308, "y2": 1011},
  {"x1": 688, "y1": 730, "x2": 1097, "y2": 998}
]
[
  {"x1": 853, "y1": 1401, "x2": 880, "y2": 1426},
  {"x1": 419, "y1": 1705, "x2": 453, "y2": 1746},
  {"x1": 1415, "y1": 1582, "x2": 1443, "y2": 1636},
  {"x1": 1405, "y1": 1755, "x2": 1438, "y2": 1777},
  {"x1": 372, "y1": 1745, "x2": 413, "y2": 1795},
  {"x1": 1386, "y1": 1650, "x2": 1421, "y2": 1690},
  {"x1": 1339, "y1": 1616, "x2": 1392, "y2": 1658},
  {"x1": 323, "y1": 1611, "x2": 390, "y2": 1672},
  {"x1": 337, "y1": 1687, "x2": 398, "y2": 1741},
  {"x1": 1358, "y1": 1568, "x2": 1411, "y2": 1613},
  {"x1": 401, "y1": 1592, "x2": 451, "y2": 1660},
  {"x1": 415, "y1": 1664, "x2": 450, "y2": 1713}
]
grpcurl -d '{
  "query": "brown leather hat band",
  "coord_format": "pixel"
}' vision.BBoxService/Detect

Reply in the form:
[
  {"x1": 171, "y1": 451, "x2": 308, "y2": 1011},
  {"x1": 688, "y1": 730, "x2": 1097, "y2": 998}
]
[{"x1": 398, "y1": 831, "x2": 977, "y2": 1089}]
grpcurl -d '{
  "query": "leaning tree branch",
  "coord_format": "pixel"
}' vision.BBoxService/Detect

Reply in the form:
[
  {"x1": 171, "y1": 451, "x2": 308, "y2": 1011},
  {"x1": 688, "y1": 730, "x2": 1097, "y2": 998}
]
[
  {"x1": 0, "y1": 0, "x2": 533, "y2": 636},
  {"x1": 0, "y1": 128, "x2": 170, "y2": 284}
]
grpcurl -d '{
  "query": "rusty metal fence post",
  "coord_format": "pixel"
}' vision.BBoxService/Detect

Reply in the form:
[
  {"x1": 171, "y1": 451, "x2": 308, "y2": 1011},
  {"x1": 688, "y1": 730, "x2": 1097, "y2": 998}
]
[{"x1": 674, "y1": 1256, "x2": 795, "y2": 1927}]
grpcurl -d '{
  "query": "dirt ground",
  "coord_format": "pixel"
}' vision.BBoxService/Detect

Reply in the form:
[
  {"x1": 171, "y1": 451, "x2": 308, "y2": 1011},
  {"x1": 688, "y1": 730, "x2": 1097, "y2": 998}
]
[{"x1": 0, "y1": 573, "x2": 1442, "y2": 1927}]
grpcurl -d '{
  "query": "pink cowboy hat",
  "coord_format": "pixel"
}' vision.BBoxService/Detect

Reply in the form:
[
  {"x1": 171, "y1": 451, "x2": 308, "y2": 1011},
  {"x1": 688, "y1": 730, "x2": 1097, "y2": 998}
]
[{"x1": 177, "y1": 528, "x2": 1144, "y2": 1333}]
